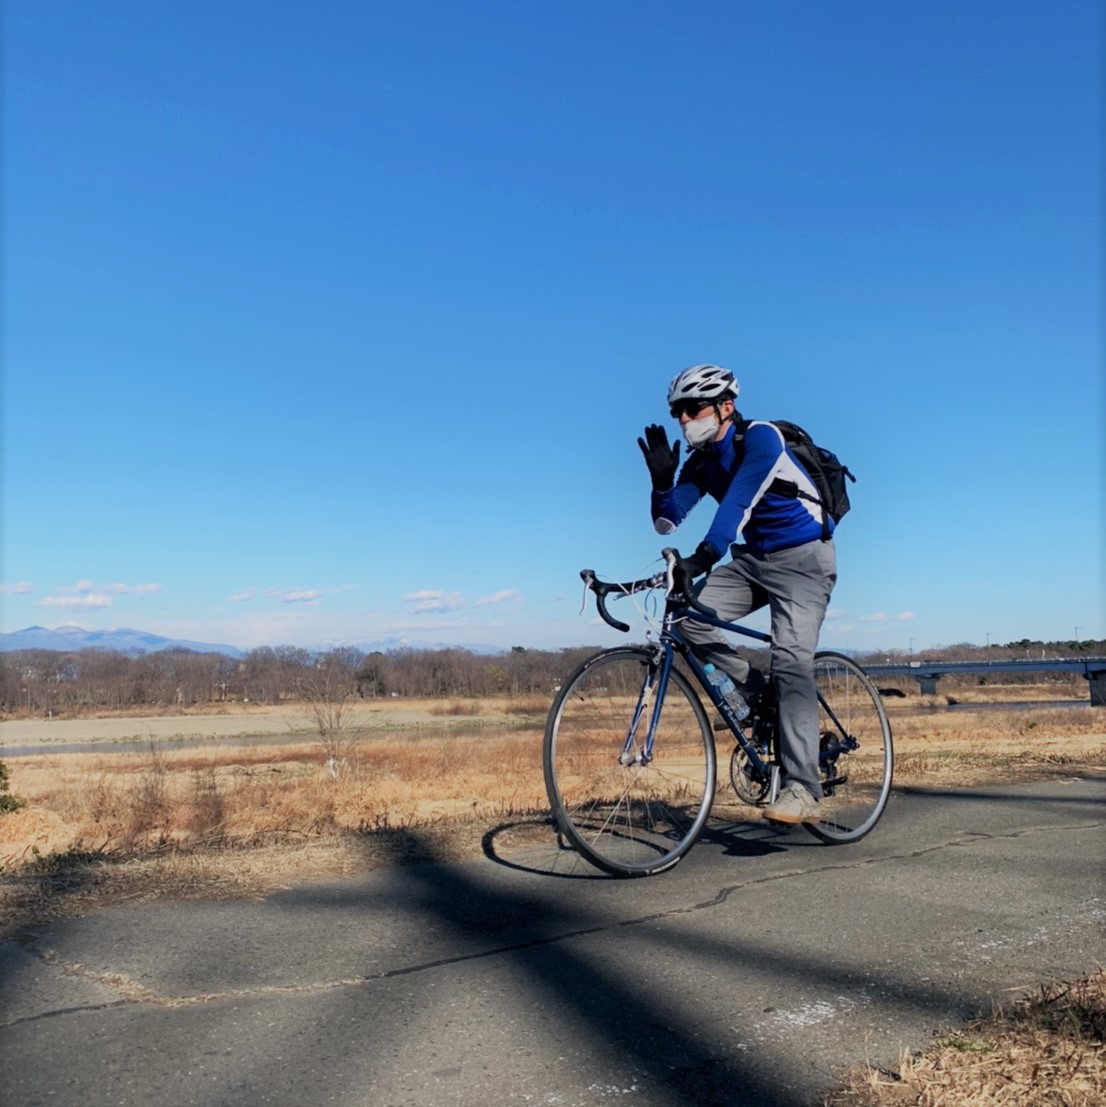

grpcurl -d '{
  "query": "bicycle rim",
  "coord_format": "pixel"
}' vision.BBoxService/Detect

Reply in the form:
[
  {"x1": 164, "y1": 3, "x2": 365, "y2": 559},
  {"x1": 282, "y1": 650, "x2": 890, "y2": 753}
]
[
  {"x1": 806, "y1": 651, "x2": 893, "y2": 843},
  {"x1": 543, "y1": 647, "x2": 716, "y2": 876}
]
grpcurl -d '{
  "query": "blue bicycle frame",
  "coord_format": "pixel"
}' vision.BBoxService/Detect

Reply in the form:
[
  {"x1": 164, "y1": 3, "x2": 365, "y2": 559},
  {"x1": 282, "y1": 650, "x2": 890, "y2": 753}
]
[{"x1": 619, "y1": 590, "x2": 775, "y2": 780}]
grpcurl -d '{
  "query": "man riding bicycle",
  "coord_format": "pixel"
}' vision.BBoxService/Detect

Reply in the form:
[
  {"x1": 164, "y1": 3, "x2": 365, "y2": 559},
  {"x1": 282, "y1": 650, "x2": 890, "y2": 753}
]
[{"x1": 638, "y1": 363, "x2": 837, "y2": 826}]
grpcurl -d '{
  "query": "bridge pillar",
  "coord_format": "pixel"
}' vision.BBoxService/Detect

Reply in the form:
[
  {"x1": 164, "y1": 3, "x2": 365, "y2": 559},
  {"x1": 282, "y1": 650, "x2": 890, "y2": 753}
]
[
  {"x1": 917, "y1": 675, "x2": 940, "y2": 695},
  {"x1": 1087, "y1": 671, "x2": 1106, "y2": 707}
]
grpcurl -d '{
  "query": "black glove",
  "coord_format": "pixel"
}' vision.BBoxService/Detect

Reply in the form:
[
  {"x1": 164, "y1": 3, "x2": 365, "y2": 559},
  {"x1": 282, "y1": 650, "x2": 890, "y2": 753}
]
[
  {"x1": 637, "y1": 424, "x2": 680, "y2": 491},
  {"x1": 681, "y1": 541, "x2": 721, "y2": 580},
  {"x1": 671, "y1": 542, "x2": 721, "y2": 594}
]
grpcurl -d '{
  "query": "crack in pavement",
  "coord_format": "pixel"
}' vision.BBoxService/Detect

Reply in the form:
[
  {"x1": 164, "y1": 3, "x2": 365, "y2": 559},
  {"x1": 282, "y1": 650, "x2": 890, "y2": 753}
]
[{"x1": 2, "y1": 817, "x2": 1101, "y2": 1030}]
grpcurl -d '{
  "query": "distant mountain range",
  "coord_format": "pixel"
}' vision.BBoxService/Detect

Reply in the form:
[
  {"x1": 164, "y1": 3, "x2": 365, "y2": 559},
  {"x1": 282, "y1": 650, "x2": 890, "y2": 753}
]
[
  {"x1": 0, "y1": 626, "x2": 506, "y2": 658},
  {"x1": 0, "y1": 625, "x2": 245, "y2": 658}
]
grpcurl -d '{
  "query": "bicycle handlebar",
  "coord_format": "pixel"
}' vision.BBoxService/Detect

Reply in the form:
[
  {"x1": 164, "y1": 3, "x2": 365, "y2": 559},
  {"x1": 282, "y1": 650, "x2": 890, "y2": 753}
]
[
  {"x1": 579, "y1": 569, "x2": 657, "y2": 632},
  {"x1": 581, "y1": 548, "x2": 721, "y2": 632}
]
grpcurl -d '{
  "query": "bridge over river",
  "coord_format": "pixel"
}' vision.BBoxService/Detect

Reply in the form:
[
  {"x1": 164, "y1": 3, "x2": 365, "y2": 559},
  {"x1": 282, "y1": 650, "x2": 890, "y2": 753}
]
[{"x1": 863, "y1": 656, "x2": 1106, "y2": 705}]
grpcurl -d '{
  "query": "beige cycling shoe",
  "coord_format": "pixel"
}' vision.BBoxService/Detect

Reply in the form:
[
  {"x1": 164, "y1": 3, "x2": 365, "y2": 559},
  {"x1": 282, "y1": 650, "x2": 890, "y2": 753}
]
[{"x1": 762, "y1": 783, "x2": 822, "y2": 825}]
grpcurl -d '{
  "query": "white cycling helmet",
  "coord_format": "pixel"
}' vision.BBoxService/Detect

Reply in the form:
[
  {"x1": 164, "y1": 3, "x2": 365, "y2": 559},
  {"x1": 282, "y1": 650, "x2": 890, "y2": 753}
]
[{"x1": 666, "y1": 363, "x2": 740, "y2": 407}]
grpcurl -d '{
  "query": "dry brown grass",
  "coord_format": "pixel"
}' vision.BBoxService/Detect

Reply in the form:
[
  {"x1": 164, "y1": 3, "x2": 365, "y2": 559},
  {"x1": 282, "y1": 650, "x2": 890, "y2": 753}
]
[
  {"x1": 1, "y1": 694, "x2": 547, "y2": 726},
  {"x1": 938, "y1": 685, "x2": 1084, "y2": 705},
  {"x1": 875, "y1": 679, "x2": 1088, "y2": 706},
  {"x1": 1, "y1": 699, "x2": 1102, "y2": 874},
  {"x1": 0, "y1": 727, "x2": 549, "y2": 871},
  {"x1": 825, "y1": 969, "x2": 1106, "y2": 1107},
  {"x1": 428, "y1": 700, "x2": 483, "y2": 716},
  {"x1": 885, "y1": 704, "x2": 1106, "y2": 786}
]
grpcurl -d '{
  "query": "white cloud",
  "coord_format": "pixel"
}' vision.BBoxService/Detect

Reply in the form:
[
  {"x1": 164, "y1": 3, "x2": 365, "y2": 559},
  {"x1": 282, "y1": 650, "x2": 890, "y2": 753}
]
[
  {"x1": 401, "y1": 588, "x2": 521, "y2": 615},
  {"x1": 407, "y1": 591, "x2": 465, "y2": 614},
  {"x1": 825, "y1": 608, "x2": 847, "y2": 621},
  {"x1": 386, "y1": 616, "x2": 474, "y2": 632},
  {"x1": 265, "y1": 587, "x2": 322, "y2": 604},
  {"x1": 474, "y1": 589, "x2": 522, "y2": 607},
  {"x1": 53, "y1": 580, "x2": 161, "y2": 597},
  {"x1": 34, "y1": 580, "x2": 164, "y2": 609},
  {"x1": 281, "y1": 589, "x2": 321, "y2": 604},
  {"x1": 0, "y1": 582, "x2": 33, "y2": 595},
  {"x1": 859, "y1": 612, "x2": 889, "y2": 623},
  {"x1": 895, "y1": 611, "x2": 917, "y2": 622},
  {"x1": 38, "y1": 593, "x2": 114, "y2": 608},
  {"x1": 58, "y1": 580, "x2": 96, "y2": 594},
  {"x1": 229, "y1": 589, "x2": 257, "y2": 603}
]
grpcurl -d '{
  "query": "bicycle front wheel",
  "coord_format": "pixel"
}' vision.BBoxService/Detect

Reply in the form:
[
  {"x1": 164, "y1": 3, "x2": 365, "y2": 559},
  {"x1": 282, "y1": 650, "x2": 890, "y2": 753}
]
[
  {"x1": 543, "y1": 647, "x2": 716, "y2": 877},
  {"x1": 807, "y1": 651, "x2": 893, "y2": 843}
]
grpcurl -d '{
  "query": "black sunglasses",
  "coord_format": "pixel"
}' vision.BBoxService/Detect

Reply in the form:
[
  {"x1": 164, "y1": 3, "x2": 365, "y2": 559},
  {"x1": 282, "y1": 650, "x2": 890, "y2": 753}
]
[{"x1": 669, "y1": 398, "x2": 716, "y2": 420}]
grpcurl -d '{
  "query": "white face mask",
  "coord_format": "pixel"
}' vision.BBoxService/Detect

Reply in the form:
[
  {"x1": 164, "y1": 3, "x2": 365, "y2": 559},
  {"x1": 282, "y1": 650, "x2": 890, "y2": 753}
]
[{"x1": 683, "y1": 411, "x2": 720, "y2": 449}]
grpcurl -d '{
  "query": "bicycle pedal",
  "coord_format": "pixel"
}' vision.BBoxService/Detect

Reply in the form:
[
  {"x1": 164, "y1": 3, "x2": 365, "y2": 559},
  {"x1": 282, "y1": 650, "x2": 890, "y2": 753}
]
[{"x1": 821, "y1": 774, "x2": 848, "y2": 788}]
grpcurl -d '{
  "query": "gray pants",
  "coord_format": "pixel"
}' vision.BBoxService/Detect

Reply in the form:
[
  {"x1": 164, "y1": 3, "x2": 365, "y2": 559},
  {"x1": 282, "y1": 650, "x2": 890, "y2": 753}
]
[{"x1": 682, "y1": 539, "x2": 837, "y2": 798}]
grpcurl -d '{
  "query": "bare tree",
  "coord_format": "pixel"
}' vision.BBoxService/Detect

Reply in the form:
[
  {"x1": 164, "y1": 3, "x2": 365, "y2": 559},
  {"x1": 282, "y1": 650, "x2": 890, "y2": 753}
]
[{"x1": 296, "y1": 652, "x2": 364, "y2": 774}]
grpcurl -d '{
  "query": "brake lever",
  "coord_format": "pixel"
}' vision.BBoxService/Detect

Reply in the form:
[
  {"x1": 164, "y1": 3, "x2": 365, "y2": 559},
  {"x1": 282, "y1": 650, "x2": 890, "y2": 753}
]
[
  {"x1": 579, "y1": 569, "x2": 595, "y2": 615},
  {"x1": 660, "y1": 546, "x2": 721, "y2": 617}
]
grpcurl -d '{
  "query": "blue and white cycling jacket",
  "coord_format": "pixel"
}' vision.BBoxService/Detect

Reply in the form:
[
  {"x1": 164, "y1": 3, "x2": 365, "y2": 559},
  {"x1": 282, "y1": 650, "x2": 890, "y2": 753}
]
[{"x1": 652, "y1": 420, "x2": 832, "y2": 559}]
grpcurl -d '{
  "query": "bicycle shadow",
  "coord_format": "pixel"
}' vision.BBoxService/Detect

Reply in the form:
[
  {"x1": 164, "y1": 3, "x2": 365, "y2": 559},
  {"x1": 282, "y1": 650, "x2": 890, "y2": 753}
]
[
  {"x1": 698, "y1": 818, "x2": 792, "y2": 859},
  {"x1": 481, "y1": 814, "x2": 788, "y2": 878}
]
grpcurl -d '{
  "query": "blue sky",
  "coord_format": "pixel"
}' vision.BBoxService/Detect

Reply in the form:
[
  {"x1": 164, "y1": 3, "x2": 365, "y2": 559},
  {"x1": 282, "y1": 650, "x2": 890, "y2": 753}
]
[{"x1": 2, "y1": 1, "x2": 1101, "y2": 655}]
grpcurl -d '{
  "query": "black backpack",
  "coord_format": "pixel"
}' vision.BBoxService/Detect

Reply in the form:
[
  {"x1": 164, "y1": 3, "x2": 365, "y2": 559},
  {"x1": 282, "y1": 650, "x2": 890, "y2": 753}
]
[{"x1": 737, "y1": 419, "x2": 855, "y2": 540}]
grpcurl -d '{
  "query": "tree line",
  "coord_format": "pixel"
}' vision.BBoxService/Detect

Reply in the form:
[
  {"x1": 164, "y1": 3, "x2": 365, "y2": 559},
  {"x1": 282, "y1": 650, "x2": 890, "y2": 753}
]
[
  {"x1": 0, "y1": 643, "x2": 604, "y2": 715},
  {"x1": 876, "y1": 638, "x2": 1104, "y2": 661},
  {"x1": 1, "y1": 636, "x2": 1100, "y2": 716}
]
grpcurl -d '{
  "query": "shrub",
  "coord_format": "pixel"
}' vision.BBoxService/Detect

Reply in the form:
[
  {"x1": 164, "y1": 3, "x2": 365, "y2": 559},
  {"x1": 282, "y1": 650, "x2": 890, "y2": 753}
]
[
  {"x1": 429, "y1": 700, "x2": 481, "y2": 716},
  {"x1": 0, "y1": 759, "x2": 24, "y2": 814}
]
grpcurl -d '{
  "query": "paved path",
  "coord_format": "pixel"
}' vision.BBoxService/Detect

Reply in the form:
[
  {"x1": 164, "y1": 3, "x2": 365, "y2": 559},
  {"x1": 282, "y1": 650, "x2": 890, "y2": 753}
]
[{"x1": 1, "y1": 776, "x2": 1104, "y2": 1107}]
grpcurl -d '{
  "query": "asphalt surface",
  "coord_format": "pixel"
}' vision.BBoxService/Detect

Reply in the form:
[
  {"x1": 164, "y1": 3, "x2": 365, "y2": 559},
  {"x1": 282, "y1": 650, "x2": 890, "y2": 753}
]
[{"x1": 1, "y1": 775, "x2": 1103, "y2": 1107}]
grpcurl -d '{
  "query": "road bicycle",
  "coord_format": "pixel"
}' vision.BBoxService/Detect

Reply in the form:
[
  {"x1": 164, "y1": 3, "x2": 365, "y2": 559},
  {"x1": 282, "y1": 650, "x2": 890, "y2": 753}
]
[{"x1": 542, "y1": 549, "x2": 893, "y2": 877}]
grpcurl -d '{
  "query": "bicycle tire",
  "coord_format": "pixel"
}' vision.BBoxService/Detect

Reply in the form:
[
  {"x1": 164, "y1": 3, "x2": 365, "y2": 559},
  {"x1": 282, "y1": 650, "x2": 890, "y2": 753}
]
[
  {"x1": 543, "y1": 646, "x2": 716, "y2": 877},
  {"x1": 806, "y1": 650, "x2": 893, "y2": 843}
]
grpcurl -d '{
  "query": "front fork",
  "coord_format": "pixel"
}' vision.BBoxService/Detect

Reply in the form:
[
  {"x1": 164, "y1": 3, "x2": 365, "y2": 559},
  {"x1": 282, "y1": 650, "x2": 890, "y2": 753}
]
[{"x1": 618, "y1": 646, "x2": 676, "y2": 766}]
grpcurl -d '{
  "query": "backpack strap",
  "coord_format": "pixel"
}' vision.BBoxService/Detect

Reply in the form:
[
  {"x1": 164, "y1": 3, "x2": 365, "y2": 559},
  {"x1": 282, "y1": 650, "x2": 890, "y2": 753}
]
[
  {"x1": 766, "y1": 421, "x2": 833, "y2": 540},
  {"x1": 768, "y1": 478, "x2": 831, "y2": 538}
]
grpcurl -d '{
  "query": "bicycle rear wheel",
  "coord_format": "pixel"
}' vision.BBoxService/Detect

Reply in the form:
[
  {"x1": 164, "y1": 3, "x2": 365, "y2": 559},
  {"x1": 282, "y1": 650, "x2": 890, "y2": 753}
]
[
  {"x1": 807, "y1": 651, "x2": 893, "y2": 843},
  {"x1": 543, "y1": 646, "x2": 716, "y2": 877}
]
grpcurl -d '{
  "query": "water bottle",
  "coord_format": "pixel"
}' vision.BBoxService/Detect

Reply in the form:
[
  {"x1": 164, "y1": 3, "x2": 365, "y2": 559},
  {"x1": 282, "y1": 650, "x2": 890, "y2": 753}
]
[{"x1": 704, "y1": 663, "x2": 750, "y2": 723}]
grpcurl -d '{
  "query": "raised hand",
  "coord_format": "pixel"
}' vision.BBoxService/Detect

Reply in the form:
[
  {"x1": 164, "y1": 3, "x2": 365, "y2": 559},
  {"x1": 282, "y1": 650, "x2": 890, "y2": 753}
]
[{"x1": 637, "y1": 424, "x2": 680, "y2": 491}]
